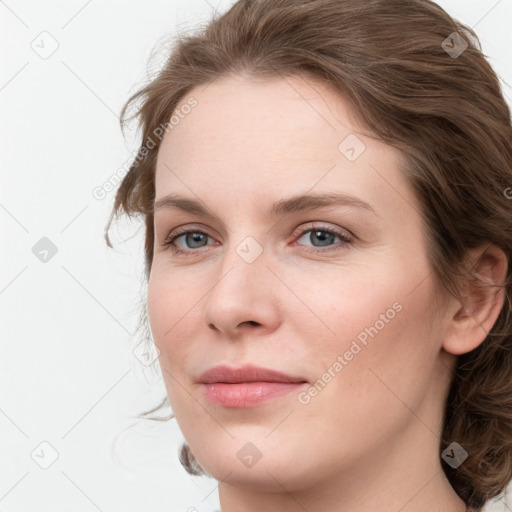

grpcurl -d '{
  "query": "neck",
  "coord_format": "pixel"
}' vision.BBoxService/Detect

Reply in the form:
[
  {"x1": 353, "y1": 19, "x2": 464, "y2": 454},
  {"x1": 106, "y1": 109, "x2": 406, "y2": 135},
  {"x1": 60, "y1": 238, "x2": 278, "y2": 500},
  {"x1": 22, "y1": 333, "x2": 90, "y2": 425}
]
[
  {"x1": 218, "y1": 467, "x2": 467, "y2": 512},
  {"x1": 217, "y1": 419, "x2": 468, "y2": 512}
]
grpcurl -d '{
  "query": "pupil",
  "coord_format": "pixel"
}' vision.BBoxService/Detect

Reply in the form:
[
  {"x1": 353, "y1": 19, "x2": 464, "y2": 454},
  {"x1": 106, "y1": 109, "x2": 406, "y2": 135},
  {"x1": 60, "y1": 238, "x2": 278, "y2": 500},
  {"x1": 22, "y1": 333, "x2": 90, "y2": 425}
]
[
  {"x1": 188, "y1": 232, "x2": 205, "y2": 248},
  {"x1": 313, "y1": 230, "x2": 334, "y2": 247}
]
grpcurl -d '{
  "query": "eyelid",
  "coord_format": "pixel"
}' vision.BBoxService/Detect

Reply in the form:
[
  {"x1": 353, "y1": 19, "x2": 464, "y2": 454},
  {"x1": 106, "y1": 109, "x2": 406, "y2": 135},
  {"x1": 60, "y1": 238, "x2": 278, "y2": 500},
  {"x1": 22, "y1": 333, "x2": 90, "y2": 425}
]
[
  {"x1": 290, "y1": 221, "x2": 354, "y2": 242},
  {"x1": 162, "y1": 223, "x2": 214, "y2": 244}
]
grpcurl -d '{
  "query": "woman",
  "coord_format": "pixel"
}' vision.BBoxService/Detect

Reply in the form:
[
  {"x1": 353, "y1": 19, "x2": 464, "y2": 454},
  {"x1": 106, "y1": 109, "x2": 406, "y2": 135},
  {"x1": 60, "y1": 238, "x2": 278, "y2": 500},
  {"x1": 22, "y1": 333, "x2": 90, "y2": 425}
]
[{"x1": 106, "y1": 0, "x2": 512, "y2": 510}]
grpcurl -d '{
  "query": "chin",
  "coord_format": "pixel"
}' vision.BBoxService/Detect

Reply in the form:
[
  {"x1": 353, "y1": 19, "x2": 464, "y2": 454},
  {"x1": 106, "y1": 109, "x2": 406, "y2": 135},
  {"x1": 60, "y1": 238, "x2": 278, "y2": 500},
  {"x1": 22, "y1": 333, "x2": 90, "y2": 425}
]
[{"x1": 194, "y1": 441, "x2": 317, "y2": 493}]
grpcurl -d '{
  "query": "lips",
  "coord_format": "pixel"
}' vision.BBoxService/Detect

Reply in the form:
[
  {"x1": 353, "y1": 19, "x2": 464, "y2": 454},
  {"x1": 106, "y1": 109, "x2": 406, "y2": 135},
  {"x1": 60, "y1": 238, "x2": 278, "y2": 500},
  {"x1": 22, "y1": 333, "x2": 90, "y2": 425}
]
[
  {"x1": 197, "y1": 364, "x2": 308, "y2": 384},
  {"x1": 197, "y1": 364, "x2": 308, "y2": 408}
]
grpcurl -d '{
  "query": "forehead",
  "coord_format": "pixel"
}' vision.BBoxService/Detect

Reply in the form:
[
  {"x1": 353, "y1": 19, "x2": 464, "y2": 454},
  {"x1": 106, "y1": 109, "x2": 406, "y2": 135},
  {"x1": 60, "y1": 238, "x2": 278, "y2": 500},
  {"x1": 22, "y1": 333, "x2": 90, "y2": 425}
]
[
  {"x1": 154, "y1": 73, "x2": 412, "y2": 220},
  {"x1": 158, "y1": 73, "x2": 363, "y2": 165}
]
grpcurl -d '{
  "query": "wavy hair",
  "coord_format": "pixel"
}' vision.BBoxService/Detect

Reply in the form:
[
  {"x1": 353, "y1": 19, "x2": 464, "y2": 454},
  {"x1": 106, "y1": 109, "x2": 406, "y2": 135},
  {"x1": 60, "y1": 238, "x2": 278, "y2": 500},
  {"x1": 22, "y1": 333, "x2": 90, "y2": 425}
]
[{"x1": 105, "y1": 0, "x2": 512, "y2": 509}]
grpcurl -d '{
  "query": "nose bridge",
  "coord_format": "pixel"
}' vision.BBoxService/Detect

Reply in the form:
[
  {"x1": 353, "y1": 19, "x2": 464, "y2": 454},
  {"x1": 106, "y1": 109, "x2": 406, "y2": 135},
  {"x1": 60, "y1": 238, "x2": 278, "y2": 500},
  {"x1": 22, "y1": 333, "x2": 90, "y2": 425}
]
[
  {"x1": 215, "y1": 227, "x2": 268, "y2": 283},
  {"x1": 202, "y1": 232, "x2": 281, "y2": 335},
  {"x1": 208, "y1": 233, "x2": 268, "y2": 306}
]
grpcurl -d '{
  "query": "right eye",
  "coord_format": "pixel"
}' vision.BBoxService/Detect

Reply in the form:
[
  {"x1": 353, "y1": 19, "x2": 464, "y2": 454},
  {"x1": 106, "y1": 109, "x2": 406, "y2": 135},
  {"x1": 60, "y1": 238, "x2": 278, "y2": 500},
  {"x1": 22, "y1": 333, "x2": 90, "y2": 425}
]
[{"x1": 163, "y1": 226, "x2": 219, "y2": 255}]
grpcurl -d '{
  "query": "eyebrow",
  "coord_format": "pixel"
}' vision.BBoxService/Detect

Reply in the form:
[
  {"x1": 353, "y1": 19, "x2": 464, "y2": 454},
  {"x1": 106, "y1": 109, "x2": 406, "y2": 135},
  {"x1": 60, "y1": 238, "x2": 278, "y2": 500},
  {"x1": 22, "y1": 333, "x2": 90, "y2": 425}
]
[{"x1": 153, "y1": 192, "x2": 379, "y2": 219}]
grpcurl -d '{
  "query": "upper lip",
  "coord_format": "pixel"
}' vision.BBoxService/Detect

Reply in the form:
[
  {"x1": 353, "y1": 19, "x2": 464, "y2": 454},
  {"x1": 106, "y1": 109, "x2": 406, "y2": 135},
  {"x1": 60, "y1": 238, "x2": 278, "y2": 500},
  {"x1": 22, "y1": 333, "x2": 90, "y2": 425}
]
[{"x1": 198, "y1": 364, "x2": 308, "y2": 384}]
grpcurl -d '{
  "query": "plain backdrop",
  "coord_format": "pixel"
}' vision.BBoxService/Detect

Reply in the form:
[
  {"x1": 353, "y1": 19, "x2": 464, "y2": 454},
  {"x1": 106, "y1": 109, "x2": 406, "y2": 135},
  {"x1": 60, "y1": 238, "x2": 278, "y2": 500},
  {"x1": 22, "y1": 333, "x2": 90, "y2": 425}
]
[{"x1": 1, "y1": 1, "x2": 511, "y2": 511}]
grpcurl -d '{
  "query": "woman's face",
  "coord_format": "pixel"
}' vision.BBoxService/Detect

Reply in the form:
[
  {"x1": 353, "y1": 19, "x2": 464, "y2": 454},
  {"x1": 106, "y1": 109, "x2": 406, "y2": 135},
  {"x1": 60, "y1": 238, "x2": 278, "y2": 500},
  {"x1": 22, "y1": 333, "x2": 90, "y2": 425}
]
[{"x1": 148, "y1": 74, "x2": 456, "y2": 493}]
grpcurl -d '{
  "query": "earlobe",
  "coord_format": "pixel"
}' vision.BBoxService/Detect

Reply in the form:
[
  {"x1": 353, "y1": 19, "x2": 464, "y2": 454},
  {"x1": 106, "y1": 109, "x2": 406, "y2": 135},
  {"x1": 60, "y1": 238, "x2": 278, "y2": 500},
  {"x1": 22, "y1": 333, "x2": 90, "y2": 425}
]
[{"x1": 442, "y1": 243, "x2": 509, "y2": 356}]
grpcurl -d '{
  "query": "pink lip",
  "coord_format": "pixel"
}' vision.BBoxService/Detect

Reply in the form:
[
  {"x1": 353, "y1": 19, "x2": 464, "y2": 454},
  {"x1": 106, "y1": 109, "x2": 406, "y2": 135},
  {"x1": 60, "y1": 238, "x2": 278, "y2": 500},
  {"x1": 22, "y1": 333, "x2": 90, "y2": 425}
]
[{"x1": 198, "y1": 364, "x2": 308, "y2": 408}]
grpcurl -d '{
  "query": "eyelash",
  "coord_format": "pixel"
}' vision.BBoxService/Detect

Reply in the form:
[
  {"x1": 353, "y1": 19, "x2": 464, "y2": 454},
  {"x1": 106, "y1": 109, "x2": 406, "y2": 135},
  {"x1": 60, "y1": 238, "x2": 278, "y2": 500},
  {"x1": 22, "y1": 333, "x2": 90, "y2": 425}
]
[{"x1": 161, "y1": 223, "x2": 354, "y2": 256}]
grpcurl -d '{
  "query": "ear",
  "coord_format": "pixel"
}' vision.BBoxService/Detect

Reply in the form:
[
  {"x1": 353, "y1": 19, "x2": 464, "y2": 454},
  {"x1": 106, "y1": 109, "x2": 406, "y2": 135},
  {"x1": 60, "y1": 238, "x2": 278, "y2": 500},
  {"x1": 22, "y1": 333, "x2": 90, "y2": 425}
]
[{"x1": 442, "y1": 243, "x2": 509, "y2": 356}]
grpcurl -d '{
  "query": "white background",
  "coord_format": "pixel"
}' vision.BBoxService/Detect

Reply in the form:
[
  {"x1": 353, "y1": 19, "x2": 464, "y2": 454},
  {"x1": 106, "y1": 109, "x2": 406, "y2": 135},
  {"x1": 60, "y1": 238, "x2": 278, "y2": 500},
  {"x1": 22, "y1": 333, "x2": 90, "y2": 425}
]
[{"x1": 1, "y1": 1, "x2": 511, "y2": 511}]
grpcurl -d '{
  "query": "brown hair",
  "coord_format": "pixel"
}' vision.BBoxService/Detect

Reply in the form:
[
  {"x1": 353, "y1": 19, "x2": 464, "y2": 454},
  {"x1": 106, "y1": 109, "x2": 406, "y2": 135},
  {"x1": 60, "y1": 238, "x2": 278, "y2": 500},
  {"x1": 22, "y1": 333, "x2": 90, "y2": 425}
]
[{"x1": 105, "y1": 0, "x2": 512, "y2": 509}]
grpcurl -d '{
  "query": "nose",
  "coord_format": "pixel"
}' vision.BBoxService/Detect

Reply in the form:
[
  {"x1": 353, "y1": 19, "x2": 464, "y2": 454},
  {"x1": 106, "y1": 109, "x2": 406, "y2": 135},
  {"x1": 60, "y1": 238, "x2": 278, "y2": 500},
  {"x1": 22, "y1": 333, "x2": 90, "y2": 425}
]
[{"x1": 202, "y1": 241, "x2": 282, "y2": 339}]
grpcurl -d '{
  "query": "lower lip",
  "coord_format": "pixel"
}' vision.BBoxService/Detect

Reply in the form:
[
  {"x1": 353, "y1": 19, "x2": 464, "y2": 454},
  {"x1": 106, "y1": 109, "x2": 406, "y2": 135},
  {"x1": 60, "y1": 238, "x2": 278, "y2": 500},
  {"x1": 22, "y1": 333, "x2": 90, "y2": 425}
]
[{"x1": 202, "y1": 381, "x2": 307, "y2": 408}]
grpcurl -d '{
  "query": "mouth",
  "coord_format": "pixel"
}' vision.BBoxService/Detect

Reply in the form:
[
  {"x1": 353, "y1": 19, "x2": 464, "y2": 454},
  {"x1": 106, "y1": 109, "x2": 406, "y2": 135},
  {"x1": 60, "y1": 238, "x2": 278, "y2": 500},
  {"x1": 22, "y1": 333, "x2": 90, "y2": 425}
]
[{"x1": 198, "y1": 364, "x2": 309, "y2": 408}]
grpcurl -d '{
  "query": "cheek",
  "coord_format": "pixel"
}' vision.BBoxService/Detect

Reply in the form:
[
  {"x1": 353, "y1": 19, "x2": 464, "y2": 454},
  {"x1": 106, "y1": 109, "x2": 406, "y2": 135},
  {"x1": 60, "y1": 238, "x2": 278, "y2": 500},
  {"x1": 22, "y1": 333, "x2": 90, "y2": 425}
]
[
  {"x1": 312, "y1": 276, "x2": 441, "y2": 427},
  {"x1": 147, "y1": 272, "x2": 171, "y2": 344},
  {"x1": 147, "y1": 268, "x2": 196, "y2": 362},
  {"x1": 147, "y1": 272, "x2": 198, "y2": 413},
  {"x1": 303, "y1": 250, "x2": 439, "y2": 387},
  {"x1": 284, "y1": 262, "x2": 405, "y2": 362}
]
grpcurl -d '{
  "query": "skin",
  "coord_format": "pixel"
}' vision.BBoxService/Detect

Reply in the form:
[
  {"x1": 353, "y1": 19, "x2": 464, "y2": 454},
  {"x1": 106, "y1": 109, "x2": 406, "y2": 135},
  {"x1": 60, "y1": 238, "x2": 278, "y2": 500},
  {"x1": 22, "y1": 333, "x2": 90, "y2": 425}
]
[{"x1": 147, "y1": 73, "x2": 507, "y2": 512}]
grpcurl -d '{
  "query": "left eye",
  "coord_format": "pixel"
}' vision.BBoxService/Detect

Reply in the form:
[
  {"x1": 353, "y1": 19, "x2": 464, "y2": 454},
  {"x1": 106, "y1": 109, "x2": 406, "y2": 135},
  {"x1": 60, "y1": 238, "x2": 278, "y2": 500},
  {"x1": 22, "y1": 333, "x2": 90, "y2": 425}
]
[{"x1": 294, "y1": 226, "x2": 353, "y2": 252}]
